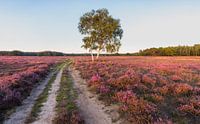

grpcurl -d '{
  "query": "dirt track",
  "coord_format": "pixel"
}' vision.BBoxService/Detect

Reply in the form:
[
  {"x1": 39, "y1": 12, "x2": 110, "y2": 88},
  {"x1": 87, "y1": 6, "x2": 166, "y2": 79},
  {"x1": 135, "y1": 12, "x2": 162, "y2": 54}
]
[
  {"x1": 4, "y1": 73, "x2": 54, "y2": 124},
  {"x1": 4, "y1": 64, "x2": 122, "y2": 124},
  {"x1": 32, "y1": 67, "x2": 64, "y2": 124},
  {"x1": 70, "y1": 67, "x2": 122, "y2": 124}
]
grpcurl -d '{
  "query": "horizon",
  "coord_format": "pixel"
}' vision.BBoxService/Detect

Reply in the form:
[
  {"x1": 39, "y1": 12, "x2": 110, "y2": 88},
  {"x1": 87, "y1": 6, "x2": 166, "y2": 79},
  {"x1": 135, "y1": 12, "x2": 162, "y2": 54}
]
[
  {"x1": 1, "y1": 43, "x2": 200, "y2": 54},
  {"x1": 0, "y1": 0, "x2": 200, "y2": 53}
]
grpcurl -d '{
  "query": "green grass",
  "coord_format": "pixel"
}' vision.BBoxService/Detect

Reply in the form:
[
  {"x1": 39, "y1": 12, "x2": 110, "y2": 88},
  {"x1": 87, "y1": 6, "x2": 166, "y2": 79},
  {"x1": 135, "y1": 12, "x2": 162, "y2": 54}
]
[
  {"x1": 53, "y1": 60, "x2": 84, "y2": 124},
  {"x1": 25, "y1": 63, "x2": 66, "y2": 124}
]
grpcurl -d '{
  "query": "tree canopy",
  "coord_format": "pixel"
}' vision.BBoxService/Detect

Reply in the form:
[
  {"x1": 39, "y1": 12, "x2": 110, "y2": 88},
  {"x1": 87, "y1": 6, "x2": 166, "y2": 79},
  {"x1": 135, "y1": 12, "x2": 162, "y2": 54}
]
[
  {"x1": 136, "y1": 44, "x2": 200, "y2": 56},
  {"x1": 78, "y1": 8, "x2": 123, "y2": 60}
]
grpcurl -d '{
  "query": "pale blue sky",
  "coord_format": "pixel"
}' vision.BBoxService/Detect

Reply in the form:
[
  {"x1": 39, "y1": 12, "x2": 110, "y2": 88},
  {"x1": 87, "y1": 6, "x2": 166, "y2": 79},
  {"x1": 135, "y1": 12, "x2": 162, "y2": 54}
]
[{"x1": 0, "y1": 0, "x2": 200, "y2": 53}]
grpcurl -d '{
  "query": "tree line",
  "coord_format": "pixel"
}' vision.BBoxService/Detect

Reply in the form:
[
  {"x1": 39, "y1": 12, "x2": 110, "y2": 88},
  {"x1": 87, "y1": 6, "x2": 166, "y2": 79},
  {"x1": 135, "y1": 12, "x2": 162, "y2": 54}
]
[
  {"x1": 0, "y1": 50, "x2": 126, "y2": 56},
  {"x1": 135, "y1": 44, "x2": 200, "y2": 56},
  {"x1": 0, "y1": 50, "x2": 65, "y2": 56}
]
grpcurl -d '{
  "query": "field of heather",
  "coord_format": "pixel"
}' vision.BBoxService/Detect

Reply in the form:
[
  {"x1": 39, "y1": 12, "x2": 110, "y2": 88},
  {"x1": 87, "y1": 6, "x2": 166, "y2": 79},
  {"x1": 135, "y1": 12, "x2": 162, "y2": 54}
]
[
  {"x1": 0, "y1": 56, "x2": 66, "y2": 121},
  {"x1": 73, "y1": 56, "x2": 200, "y2": 124},
  {"x1": 1, "y1": 56, "x2": 200, "y2": 124},
  {"x1": 2, "y1": 1, "x2": 200, "y2": 123}
]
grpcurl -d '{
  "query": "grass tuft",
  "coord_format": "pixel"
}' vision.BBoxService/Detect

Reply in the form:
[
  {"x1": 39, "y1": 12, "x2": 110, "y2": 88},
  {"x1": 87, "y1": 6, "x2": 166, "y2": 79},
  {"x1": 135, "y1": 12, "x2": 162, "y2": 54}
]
[
  {"x1": 25, "y1": 63, "x2": 65, "y2": 123},
  {"x1": 53, "y1": 60, "x2": 84, "y2": 124}
]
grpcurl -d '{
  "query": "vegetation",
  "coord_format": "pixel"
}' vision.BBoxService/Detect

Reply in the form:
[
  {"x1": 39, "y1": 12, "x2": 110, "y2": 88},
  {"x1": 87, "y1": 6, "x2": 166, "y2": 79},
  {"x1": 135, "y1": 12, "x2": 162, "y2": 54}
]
[
  {"x1": 25, "y1": 73, "x2": 57, "y2": 123},
  {"x1": 25, "y1": 63, "x2": 65, "y2": 123},
  {"x1": 74, "y1": 56, "x2": 200, "y2": 123},
  {"x1": 54, "y1": 60, "x2": 84, "y2": 124},
  {"x1": 2, "y1": 4, "x2": 200, "y2": 124},
  {"x1": 0, "y1": 56, "x2": 66, "y2": 122},
  {"x1": 1, "y1": 56, "x2": 200, "y2": 124},
  {"x1": 0, "y1": 50, "x2": 65, "y2": 56},
  {"x1": 136, "y1": 44, "x2": 200, "y2": 56},
  {"x1": 2, "y1": 44, "x2": 200, "y2": 57},
  {"x1": 78, "y1": 8, "x2": 123, "y2": 61}
]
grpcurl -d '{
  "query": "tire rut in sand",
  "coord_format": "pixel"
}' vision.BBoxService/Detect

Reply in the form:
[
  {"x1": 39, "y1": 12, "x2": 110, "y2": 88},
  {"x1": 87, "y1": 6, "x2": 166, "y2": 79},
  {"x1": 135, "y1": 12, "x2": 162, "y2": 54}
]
[
  {"x1": 69, "y1": 67, "x2": 122, "y2": 124},
  {"x1": 3, "y1": 72, "x2": 55, "y2": 124},
  {"x1": 31, "y1": 67, "x2": 64, "y2": 124}
]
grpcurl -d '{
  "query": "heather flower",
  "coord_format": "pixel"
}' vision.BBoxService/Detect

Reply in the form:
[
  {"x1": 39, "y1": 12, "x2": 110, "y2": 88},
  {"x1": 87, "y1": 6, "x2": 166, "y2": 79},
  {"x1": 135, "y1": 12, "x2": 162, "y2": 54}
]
[
  {"x1": 73, "y1": 56, "x2": 200, "y2": 123},
  {"x1": 99, "y1": 85, "x2": 110, "y2": 94},
  {"x1": 0, "y1": 56, "x2": 65, "y2": 111},
  {"x1": 121, "y1": 104, "x2": 128, "y2": 111},
  {"x1": 196, "y1": 82, "x2": 200, "y2": 86},
  {"x1": 157, "y1": 76, "x2": 168, "y2": 85},
  {"x1": 151, "y1": 94, "x2": 164, "y2": 102},
  {"x1": 174, "y1": 83, "x2": 193, "y2": 95},
  {"x1": 142, "y1": 74, "x2": 156, "y2": 86},
  {"x1": 114, "y1": 90, "x2": 136, "y2": 103},
  {"x1": 178, "y1": 104, "x2": 195, "y2": 114},
  {"x1": 154, "y1": 86, "x2": 169, "y2": 95},
  {"x1": 171, "y1": 75, "x2": 182, "y2": 82},
  {"x1": 90, "y1": 74, "x2": 101, "y2": 82},
  {"x1": 110, "y1": 73, "x2": 140, "y2": 90},
  {"x1": 193, "y1": 87, "x2": 200, "y2": 95}
]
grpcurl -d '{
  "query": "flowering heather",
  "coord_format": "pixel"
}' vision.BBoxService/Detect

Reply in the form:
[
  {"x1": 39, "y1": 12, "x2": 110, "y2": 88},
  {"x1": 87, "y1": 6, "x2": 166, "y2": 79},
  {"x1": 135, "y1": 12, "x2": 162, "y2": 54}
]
[
  {"x1": 173, "y1": 83, "x2": 193, "y2": 95},
  {"x1": 0, "y1": 56, "x2": 66, "y2": 119},
  {"x1": 171, "y1": 75, "x2": 182, "y2": 82},
  {"x1": 178, "y1": 103, "x2": 200, "y2": 116},
  {"x1": 114, "y1": 90, "x2": 157, "y2": 123},
  {"x1": 142, "y1": 74, "x2": 156, "y2": 86},
  {"x1": 74, "y1": 56, "x2": 200, "y2": 123},
  {"x1": 99, "y1": 85, "x2": 110, "y2": 94},
  {"x1": 150, "y1": 94, "x2": 164, "y2": 102},
  {"x1": 114, "y1": 90, "x2": 136, "y2": 103},
  {"x1": 90, "y1": 74, "x2": 101, "y2": 82}
]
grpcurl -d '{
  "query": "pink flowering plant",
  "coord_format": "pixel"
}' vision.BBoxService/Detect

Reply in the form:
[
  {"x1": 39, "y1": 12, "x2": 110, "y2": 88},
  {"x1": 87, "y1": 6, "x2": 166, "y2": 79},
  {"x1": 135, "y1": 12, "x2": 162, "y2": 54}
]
[
  {"x1": 74, "y1": 56, "x2": 200, "y2": 123},
  {"x1": 0, "y1": 56, "x2": 66, "y2": 121}
]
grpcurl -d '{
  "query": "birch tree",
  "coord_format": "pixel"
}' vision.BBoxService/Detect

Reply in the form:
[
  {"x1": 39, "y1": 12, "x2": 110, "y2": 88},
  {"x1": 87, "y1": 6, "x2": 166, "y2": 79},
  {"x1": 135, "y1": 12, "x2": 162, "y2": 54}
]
[{"x1": 78, "y1": 8, "x2": 123, "y2": 61}]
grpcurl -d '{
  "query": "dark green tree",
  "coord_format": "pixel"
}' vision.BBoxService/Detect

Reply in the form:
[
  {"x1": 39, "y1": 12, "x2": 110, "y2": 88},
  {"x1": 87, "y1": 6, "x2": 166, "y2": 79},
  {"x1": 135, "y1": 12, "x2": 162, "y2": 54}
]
[
  {"x1": 137, "y1": 44, "x2": 200, "y2": 56},
  {"x1": 78, "y1": 8, "x2": 123, "y2": 61}
]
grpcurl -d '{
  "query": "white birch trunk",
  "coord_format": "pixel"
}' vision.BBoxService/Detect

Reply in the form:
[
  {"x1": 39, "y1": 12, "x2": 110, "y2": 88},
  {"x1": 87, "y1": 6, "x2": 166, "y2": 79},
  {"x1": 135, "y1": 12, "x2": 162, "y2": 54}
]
[
  {"x1": 90, "y1": 50, "x2": 94, "y2": 62},
  {"x1": 96, "y1": 49, "x2": 100, "y2": 60}
]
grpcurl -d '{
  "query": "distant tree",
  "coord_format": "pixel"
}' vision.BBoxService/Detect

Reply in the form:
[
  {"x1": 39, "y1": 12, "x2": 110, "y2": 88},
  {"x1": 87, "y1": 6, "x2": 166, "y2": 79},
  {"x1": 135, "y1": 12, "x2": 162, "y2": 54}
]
[
  {"x1": 78, "y1": 8, "x2": 123, "y2": 61},
  {"x1": 12, "y1": 50, "x2": 23, "y2": 56},
  {"x1": 137, "y1": 44, "x2": 200, "y2": 56},
  {"x1": 0, "y1": 51, "x2": 64, "y2": 56}
]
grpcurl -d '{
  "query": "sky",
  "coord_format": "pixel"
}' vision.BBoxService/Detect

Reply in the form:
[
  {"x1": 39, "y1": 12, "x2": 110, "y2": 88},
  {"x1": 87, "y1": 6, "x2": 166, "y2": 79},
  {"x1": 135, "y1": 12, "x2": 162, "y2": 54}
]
[{"x1": 0, "y1": 0, "x2": 200, "y2": 53}]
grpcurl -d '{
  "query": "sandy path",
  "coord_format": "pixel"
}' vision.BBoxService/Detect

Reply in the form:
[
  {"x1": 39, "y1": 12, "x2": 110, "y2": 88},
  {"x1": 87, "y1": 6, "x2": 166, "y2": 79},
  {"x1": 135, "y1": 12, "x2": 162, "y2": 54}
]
[
  {"x1": 3, "y1": 72, "x2": 54, "y2": 124},
  {"x1": 32, "y1": 67, "x2": 64, "y2": 124},
  {"x1": 69, "y1": 67, "x2": 122, "y2": 124}
]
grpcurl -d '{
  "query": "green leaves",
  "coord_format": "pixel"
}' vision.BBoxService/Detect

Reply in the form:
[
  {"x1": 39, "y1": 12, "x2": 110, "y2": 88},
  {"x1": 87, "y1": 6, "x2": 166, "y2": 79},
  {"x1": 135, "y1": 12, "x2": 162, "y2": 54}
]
[{"x1": 78, "y1": 8, "x2": 123, "y2": 54}]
